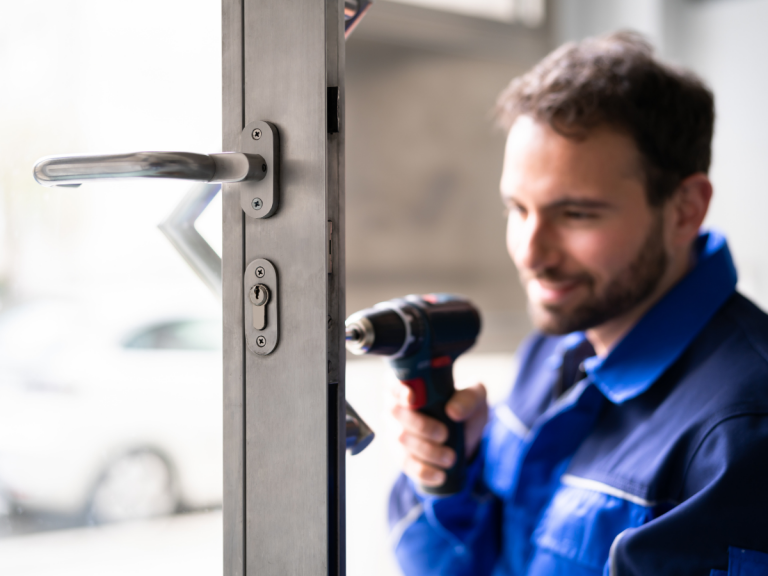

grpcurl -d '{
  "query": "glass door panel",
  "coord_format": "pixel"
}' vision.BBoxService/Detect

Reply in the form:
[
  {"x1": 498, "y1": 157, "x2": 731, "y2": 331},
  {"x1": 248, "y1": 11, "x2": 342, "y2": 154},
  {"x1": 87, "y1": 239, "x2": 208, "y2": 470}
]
[{"x1": 0, "y1": 2, "x2": 223, "y2": 574}]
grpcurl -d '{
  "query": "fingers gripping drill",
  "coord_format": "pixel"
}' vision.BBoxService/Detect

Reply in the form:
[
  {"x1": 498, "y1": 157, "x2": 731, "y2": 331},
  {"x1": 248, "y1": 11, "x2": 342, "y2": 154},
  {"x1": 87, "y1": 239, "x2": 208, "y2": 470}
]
[{"x1": 345, "y1": 294, "x2": 481, "y2": 495}]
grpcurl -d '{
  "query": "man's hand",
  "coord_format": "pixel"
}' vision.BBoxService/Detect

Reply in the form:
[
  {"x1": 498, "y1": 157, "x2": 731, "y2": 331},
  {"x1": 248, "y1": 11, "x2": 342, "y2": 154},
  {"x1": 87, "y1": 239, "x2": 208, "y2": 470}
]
[{"x1": 389, "y1": 380, "x2": 489, "y2": 488}]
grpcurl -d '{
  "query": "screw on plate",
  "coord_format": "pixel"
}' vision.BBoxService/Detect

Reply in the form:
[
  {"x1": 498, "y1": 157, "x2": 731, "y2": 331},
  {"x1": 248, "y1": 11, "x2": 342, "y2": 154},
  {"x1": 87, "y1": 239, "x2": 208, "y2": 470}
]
[
  {"x1": 252, "y1": 128, "x2": 262, "y2": 140},
  {"x1": 256, "y1": 336, "x2": 266, "y2": 347},
  {"x1": 252, "y1": 198, "x2": 263, "y2": 210},
  {"x1": 255, "y1": 266, "x2": 265, "y2": 278}
]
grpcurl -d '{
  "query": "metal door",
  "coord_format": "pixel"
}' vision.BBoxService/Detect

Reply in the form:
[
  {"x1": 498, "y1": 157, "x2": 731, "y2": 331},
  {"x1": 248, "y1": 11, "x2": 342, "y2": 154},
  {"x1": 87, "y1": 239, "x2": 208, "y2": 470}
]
[
  {"x1": 27, "y1": 2, "x2": 364, "y2": 574},
  {"x1": 222, "y1": 1, "x2": 347, "y2": 575}
]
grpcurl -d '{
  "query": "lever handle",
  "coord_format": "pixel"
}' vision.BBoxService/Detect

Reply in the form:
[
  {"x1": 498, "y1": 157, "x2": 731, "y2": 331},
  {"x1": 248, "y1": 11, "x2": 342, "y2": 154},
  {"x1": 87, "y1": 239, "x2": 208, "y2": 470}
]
[{"x1": 33, "y1": 151, "x2": 267, "y2": 188}]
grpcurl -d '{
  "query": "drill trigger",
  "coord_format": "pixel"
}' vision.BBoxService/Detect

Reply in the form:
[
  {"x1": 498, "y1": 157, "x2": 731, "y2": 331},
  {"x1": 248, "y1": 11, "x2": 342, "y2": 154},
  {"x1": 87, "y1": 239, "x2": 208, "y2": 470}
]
[{"x1": 401, "y1": 377, "x2": 428, "y2": 409}]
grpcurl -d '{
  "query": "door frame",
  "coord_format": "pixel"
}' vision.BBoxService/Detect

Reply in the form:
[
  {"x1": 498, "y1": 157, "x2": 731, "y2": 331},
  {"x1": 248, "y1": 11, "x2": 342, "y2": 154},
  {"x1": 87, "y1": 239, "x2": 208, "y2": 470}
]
[{"x1": 222, "y1": 1, "x2": 346, "y2": 575}]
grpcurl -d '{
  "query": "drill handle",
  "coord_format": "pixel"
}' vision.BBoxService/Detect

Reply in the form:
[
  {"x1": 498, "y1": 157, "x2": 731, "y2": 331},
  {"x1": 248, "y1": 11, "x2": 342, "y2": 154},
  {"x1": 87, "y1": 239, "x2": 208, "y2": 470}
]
[{"x1": 404, "y1": 361, "x2": 466, "y2": 495}]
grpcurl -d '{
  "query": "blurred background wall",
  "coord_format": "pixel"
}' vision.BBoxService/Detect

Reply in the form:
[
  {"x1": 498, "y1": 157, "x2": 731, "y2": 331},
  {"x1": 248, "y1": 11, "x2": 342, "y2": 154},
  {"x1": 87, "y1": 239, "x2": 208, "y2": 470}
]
[{"x1": 346, "y1": 2, "x2": 551, "y2": 353}]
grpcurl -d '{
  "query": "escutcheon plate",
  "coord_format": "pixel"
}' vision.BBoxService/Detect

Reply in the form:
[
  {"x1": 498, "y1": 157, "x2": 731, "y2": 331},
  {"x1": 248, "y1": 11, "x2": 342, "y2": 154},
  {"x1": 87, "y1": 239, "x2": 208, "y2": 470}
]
[
  {"x1": 244, "y1": 258, "x2": 279, "y2": 355},
  {"x1": 240, "y1": 120, "x2": 280, "y2": 218}
]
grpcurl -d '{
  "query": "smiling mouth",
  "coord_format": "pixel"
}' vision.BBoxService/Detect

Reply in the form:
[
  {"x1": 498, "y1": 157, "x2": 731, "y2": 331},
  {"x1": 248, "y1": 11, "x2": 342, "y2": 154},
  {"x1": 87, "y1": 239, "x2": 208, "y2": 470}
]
[{"x1": 528, "y1": 277, "x2": 586, "y2": 305}]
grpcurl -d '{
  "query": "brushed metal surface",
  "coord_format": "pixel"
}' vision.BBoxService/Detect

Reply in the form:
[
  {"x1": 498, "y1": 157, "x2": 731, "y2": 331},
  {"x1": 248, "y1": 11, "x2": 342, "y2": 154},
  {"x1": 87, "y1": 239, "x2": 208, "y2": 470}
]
[
  {"x1": 219, "y1": 0, "x2": 347, "y2": 574},
  {"x1": 243, "y1": 259, "x2": 279, "y2": 355},
  {"x1": 222, "y1": 0, "x2": 245, "y2": 575},
  {"x1": 242, "y1": 0, "x2": 334, "y2": 568},
  {"x1": 327, "y1": 2, "x2": 347, "y2": 573}
]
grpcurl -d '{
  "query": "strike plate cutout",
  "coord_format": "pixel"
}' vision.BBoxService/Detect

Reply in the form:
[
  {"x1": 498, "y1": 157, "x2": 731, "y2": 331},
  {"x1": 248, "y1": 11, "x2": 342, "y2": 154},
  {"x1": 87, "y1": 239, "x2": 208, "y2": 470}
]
[
  {"x1": 244, "y1": 258, "x2": 279, "y2": 355},
  {"x1": 240, "y1": 120, "x2": 280, "y2": 218}
]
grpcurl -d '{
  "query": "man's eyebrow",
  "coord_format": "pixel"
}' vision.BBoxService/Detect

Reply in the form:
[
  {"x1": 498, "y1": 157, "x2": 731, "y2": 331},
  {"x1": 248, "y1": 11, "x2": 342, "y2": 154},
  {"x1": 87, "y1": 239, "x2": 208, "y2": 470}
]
[
  {"x1": 545, "y1": 197, "x2": 614, "y2": 210},
  {"x1": 501, "y1": 194, "x2": 614, "y2": 210}
]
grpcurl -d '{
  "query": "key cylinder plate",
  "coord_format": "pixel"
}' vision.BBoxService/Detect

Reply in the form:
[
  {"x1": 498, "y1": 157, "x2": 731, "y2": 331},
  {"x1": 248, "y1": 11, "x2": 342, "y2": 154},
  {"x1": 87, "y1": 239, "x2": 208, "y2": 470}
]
[{"x1": 244, "y1": 258, "x2": 279, "y2": 355}]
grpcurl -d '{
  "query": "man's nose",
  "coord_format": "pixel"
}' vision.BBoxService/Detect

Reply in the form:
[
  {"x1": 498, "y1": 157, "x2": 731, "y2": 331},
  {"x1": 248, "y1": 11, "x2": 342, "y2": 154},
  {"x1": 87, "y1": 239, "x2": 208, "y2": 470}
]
[{"x1": 511, "y1": 214, "x2": 560, "y2": 273}]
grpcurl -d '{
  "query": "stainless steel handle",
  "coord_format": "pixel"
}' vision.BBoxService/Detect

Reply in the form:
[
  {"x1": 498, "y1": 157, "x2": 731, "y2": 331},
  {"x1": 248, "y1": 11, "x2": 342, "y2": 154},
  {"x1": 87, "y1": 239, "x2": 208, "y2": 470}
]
[{"x1": 33, "y1": 151, "x2": 267, "y2": 188}]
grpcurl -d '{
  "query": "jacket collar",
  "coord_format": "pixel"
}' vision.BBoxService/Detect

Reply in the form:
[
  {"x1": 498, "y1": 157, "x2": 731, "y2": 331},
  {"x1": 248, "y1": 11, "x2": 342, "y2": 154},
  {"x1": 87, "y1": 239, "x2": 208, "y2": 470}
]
[{"x1": 580, "y1": 230, "x2": 738, "y2": 404}]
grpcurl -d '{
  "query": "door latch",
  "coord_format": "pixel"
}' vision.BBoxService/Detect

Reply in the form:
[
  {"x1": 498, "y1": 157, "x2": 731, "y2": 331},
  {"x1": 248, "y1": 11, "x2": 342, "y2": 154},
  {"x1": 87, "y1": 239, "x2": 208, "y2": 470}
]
[{"x1": 244, "y1": 258, "x2": 279, "y2": 355}]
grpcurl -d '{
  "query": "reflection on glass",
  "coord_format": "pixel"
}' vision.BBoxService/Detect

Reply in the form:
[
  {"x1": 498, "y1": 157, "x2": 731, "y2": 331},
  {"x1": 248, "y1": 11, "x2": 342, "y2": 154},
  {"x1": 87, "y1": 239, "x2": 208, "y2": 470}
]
[
  {"x1": 124, "y1": 319, "x2": 222, "y2": 351},
  {"x1": 0, "y1": 300, "x2": 223, "y2": 558}
]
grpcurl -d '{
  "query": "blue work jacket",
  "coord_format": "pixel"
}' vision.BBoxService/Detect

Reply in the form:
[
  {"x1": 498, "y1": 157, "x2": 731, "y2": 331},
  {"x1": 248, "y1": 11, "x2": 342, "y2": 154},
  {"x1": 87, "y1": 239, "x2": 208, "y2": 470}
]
[{"x1": 389, "y1": 231, "x2": 768, "y2": 576}]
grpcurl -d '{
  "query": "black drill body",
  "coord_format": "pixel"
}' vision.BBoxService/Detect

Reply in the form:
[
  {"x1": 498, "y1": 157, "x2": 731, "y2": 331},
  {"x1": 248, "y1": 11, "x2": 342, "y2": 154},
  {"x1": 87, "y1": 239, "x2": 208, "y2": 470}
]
[{"x1": 346, "y1": 294, "x2": 481, "y2": 495}]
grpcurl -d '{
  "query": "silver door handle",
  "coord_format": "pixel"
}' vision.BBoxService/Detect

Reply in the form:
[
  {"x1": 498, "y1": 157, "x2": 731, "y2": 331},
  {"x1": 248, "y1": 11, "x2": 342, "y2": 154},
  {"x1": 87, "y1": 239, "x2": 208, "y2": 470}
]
[{"x1": 33, "y1": 151, "x2": 267, "y2": 188}]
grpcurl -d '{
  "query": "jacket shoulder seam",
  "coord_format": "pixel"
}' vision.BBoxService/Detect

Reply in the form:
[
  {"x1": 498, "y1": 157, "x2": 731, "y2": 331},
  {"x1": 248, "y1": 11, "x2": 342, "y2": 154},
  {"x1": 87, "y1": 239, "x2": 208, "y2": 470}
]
[
  {"x1": 679, "y1": 409, "x2": 768, "y2": 500},
  {"x1": 724, "y1": 296, "x2": 768, "y2": 367}
]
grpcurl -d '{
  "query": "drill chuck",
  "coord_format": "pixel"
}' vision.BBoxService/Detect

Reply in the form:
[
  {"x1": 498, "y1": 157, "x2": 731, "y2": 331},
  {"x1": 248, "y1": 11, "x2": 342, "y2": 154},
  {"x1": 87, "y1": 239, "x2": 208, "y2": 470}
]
[
  {"x1": 345, "y1": 303, "x2": 424, "y2": 357},
  {"x1": 345, "y1": 325, "x2": 363, "y2": 342},
  {"x1": 345, "y1": 295, "x2": 480, "y2": 359}
]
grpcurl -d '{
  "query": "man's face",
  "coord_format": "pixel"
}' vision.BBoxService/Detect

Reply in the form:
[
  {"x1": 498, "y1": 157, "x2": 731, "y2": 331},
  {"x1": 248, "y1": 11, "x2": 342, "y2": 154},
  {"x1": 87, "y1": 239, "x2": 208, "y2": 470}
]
[{"x1": 501, "y1": 116, "x2": 669, "y2": 335}]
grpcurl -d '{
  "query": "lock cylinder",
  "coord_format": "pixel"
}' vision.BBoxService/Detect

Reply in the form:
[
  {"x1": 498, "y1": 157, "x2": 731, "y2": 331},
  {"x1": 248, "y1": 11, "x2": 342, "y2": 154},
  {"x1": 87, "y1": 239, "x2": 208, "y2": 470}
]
[{"x1": 249, "y1": 284, "x2": 270, "y2": 330}]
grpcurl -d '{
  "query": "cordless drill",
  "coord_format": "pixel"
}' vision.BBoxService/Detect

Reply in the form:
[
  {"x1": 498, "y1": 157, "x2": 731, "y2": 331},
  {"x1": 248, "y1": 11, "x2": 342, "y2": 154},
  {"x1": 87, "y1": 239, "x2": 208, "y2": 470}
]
[{"x1": 345, "y1": 294, "x2": 481, "y2": 495}]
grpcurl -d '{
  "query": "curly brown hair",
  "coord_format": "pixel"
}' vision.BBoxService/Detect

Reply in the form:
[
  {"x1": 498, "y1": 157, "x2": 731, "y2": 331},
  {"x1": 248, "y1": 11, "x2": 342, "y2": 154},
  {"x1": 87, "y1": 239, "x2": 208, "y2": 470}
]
[{"x1": 496, "y1": 31, "x2": 715, "y2": 206}]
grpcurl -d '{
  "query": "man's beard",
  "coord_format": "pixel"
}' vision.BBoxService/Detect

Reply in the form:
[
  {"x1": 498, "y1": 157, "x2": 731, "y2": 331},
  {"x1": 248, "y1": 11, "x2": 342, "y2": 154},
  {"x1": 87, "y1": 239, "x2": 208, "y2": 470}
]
[{"x1": 524, "y1": 214, "x2": 668, "y2": 335}]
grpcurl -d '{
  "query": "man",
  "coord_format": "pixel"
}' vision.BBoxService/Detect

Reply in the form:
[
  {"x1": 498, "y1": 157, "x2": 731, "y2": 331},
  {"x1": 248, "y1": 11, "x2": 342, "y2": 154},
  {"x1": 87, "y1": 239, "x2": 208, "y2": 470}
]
[{"x1": 387, "y1": 31, "x2": 768, "y2": 576}]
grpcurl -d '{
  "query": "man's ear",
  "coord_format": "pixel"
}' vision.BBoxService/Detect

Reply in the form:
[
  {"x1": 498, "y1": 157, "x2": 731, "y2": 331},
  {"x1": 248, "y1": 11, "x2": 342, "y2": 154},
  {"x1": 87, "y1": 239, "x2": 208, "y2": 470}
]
[{"x1": 667, "y1": 173, "x2": 713, "y2": 248}]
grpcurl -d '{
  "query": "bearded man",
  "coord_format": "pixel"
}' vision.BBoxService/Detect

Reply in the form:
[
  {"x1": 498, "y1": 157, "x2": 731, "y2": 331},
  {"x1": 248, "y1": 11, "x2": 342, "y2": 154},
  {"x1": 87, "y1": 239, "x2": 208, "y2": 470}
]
[{"x1": 387, "y1": 31, "x2": 768, "y2": 576}]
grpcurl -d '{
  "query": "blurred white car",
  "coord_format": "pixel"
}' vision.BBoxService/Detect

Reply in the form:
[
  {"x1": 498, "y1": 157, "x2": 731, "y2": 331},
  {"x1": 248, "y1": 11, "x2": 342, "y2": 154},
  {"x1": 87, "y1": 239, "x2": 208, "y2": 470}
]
[{"x1": 0, "y1": 300, "x2": 223, "y2": 523}]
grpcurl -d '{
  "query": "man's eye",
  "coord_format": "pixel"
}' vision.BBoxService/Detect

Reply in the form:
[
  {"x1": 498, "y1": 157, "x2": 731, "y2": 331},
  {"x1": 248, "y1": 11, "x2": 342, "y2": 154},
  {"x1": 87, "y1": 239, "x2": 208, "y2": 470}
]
[
  {"x1": 504, "y1": 205, "x2": 526, "y2": 218},
  {"x1": 564, "y1": 210, "x2": 597, "y2": 220}
]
